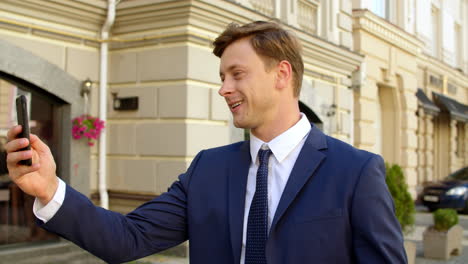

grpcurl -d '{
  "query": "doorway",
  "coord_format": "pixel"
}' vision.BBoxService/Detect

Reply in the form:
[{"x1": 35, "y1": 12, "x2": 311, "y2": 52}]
[
  {"x1": 0, "y1": 74, "x2": 65, "y2": 246},
  {"x1": 378, "y1": 84, "x2": 399, "y2": 164},
  {"x1": 433, "y1": 113, "x2": 450, "y2": 180}
]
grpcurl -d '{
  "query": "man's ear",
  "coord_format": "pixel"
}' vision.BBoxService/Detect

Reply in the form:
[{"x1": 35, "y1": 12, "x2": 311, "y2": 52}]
[{"x1": 276, "y1": 60, "x2": 293, "y2": 91}]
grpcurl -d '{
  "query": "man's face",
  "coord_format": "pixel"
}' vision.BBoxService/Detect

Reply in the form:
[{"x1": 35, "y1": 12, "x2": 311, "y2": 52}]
[{"x1": 218, "y1": 38, "x2": 278, "y2": 131}]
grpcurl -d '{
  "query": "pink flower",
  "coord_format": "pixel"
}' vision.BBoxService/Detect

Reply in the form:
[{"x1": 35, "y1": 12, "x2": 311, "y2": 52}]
[{"x1": 72, "y1": 114, "x2": 105, "y2": 146}]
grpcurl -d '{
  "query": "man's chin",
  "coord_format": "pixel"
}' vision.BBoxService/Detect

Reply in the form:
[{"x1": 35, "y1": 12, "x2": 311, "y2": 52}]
[{"x1": 233, "y1": 120, "x2": 249, "y2": 129}]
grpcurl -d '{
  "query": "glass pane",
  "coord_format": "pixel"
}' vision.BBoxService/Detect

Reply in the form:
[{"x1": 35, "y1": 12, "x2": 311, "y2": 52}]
[
  {"x1": 431, "y1": 7, "x2": 439, "y2": 57},
  {"x1": 448, "y1": 167, "x2": 468, "y2": 181},
  {"x1": 370, "y1": 0, "x2": 387, "y2": 19}
]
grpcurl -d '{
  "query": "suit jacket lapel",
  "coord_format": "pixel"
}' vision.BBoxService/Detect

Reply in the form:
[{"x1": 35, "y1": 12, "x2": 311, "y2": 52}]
[
  {"x1": 228, "y1": 141, "x2": 251, "y2": 264},
  {"x1": 269, "y1": 125, "x2": 328, "y2": 234}
]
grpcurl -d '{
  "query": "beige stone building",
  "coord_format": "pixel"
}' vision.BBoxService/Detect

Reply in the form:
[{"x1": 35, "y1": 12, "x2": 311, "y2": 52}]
[
  {"x1": 0, "y1": 0, "x2": 467, "y2": 259},
  {"x1": 0, "y1": 0, "x2": 361, "y2": 254},
  {"x1": 352, "y1": 0, "x2": 468, "y2": 197}
]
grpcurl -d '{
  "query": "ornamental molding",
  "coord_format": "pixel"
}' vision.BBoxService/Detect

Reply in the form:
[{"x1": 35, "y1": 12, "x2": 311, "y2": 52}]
[
  {"x1": 352, "y1": 9, "x2": 423, "y2": 56},
  {"x1": 0, "y1": 0, "x2": 364, "y2": 77},
  {"x1": 417, "y1": 54, "x2": 468, "y2": 86}
]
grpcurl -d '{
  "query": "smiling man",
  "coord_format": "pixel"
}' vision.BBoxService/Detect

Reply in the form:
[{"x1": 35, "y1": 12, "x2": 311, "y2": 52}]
[
  {"x1": 218, "y1": 37, "x2": 298, "y2": 142},
  {"x1": 5, "y1": 21, "x2": 407, "y2": 264}
]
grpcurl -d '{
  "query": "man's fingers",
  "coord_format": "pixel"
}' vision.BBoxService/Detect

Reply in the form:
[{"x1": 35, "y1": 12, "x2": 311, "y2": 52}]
[
  {"x1": 5, "y1": 134, "x2": 49, "y2": 156},
  {"x1": 4, "y1": 138, "x2": 29, "y2": 154},
  {"x1": 6, "y1": 125, "x2": 22, "y2": 141},
  {"x1": 8, "y1": 163, "x2": 40, "y2": 180},
  {"x1": 30, "y1": 134, "x2": 40, "y2": 143},
  {"x1": 30, "y1": 134, "x2": 51, "y2": 154},
  {"x1": 6, "y1": 149, "x2": 40, "y2": 176},
  {"x1": 6, "y1": 150, "x2": 32, "y2": 165}
]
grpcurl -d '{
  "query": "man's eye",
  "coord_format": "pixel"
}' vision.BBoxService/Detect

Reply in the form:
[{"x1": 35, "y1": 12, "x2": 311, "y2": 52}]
[{"x1": 233, "y1": 72, "x2": 243, "y2": 79}]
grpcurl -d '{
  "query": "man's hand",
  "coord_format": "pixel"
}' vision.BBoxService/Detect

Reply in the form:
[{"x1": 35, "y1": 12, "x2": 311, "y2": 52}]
[{"x1": 5, "y1": 125, "x2": 58, "y2": 205}]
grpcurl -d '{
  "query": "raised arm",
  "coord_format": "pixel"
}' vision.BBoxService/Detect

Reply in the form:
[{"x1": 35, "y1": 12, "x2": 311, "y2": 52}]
[
  {"x1": 40, "y1": 173, "x2": 192, "y2": 263},
  {"x1": 5, "y1": 125, "x2": 198, "y2": 263}
]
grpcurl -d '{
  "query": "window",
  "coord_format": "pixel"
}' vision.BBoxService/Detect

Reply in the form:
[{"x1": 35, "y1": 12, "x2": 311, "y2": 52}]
[
  {"x1": 298, "y1": 0, "x2": 319, "y2": 34},
  {"x1": 430, "y1": 6, "x2": 441, "y2": 58},
  {"x1": 455, "y1": 24, "x2": 462, "y2": 68},
  {"x1": 369, "y1": 0, "x2": 389, "y2": 19}
]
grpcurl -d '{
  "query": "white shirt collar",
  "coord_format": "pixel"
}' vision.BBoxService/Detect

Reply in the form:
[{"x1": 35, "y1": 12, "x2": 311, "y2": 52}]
[{"x1": 250, "y1": 113, "x2": 311, "y2": 163}]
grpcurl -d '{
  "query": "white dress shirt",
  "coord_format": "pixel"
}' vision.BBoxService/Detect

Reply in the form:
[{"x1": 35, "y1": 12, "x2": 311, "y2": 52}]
[
  {"x1": 34, "y1": 176, "x2": 66, "y2": 222},
  {"x1": 34, "y1": 113, "x2": 311, "y2": 263},
  {"x1": 239, "y1": 113, "x2": 311, "y2": 264}
]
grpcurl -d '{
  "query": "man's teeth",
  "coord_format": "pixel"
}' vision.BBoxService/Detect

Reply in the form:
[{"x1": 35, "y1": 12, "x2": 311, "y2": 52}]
[{"x1": 231, "y1": 102, "x2": 242, "y2": 108}]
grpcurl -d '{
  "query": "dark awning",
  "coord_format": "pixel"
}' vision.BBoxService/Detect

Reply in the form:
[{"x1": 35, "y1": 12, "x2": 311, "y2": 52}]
[
  {"x1": 416, "y1": 88, "x2": 440, "y2": 116},
  {"x1": 432, "y1": 92, "x2": 468, "y2": 122},
  {"x1": 299, "y1": 101, "x2": 323, "y2": 130}
]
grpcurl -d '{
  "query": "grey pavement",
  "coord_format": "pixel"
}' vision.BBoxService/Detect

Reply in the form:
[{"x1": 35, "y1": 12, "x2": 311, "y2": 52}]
[
  {"x1": 134, "y1": 255, "x2": 188, "y2": 264},
  {"x1": 406, "y1": 206, "x2": 468, "y2": 264}
]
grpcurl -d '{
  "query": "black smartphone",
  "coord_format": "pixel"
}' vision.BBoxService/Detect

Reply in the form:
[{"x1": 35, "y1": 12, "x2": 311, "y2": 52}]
[{"x1": 16, "y1": 95, "x2": 32, "y2": 166}]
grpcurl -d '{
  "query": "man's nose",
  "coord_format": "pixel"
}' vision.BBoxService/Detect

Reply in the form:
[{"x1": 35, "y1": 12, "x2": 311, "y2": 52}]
[{"x1": 218, "y1": 80, "x2": 233, "y2": 97}]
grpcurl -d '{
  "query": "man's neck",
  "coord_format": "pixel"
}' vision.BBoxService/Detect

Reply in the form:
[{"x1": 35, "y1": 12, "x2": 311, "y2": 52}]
[{"x1": 251, "y1": 111, "x2": 301, "y2": 142}]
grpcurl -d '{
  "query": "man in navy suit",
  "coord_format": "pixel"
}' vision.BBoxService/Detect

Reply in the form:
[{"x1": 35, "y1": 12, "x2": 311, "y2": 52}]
[{"x1": 5, "y1": 21, "x2": 407, "y2": 263}]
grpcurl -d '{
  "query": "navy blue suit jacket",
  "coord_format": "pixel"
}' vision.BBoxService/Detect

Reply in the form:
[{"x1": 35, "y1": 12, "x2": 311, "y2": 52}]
[{"x1": 40, "y1": 125, "x2": 407, "y2": 263}]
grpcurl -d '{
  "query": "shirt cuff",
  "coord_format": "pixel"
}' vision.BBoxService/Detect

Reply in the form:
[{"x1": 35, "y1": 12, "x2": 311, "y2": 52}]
[{"x1": 33, "y1": 177, "x2": 66, "y2": 223}]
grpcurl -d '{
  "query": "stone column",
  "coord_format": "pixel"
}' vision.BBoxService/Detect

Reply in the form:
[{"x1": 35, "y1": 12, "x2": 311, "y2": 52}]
[
  {"x1": 465, "y1": 123, "x2": 468, "y2": 166},
  {"x1": 399, "y1": 89, "x2": 418, "y2": 198},
  {"x1": 416, "y1": 109, "x2": 425, "y2": 185},
  {"x1": 449, "y1": 119, "x2": 458, "y2": 173},
  {"x1": 424, "y1": 114, "x2": 435, "y2": 182},
  {"x1": 353, "y1": 79, "x2": 378, "y2": 153}
]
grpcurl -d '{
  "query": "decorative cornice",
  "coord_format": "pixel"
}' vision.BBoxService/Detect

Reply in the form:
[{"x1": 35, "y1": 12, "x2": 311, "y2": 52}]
[
  {"x1": 0, "y1": 0, "x2": 106, "y2": 32},
  {"x1": 418, "y1": 53, "x2": 468, "y2": 88},
  {"x1": 0, "y1": 0, "x2": 364, "y2": 77},
  {"x1": 202, "y1": 0, "x2": 363, "y2": 75},
  {"x1": 352, "y1": 9, "x2": 423, "y2": 56},
  {"x1": 0, "y1": 17, "x2": 101, "y2": 47}
]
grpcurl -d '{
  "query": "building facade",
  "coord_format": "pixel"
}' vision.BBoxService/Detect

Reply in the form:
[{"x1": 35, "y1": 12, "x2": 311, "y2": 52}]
[
  {"x1": 351, "y1": 0, "x2": 468, "y2": 197},
  {"x1": 0, "y1": 0, "x2": 466, "y2": 255},
  {"x1": 0, "y1": 0, "x2": 362, "y2": 250}
]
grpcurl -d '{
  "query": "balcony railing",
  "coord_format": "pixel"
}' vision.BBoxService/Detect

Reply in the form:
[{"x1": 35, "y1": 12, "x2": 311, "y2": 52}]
[
  {"x1": 249, "y1": 0, "x2": 274, "y2": 16},
  {"x1": 241, "y1": 0, "x2": 319, "y2": 35},
  {"x1": 298, "y1": 0, "x2": 318, "y2": 34}
]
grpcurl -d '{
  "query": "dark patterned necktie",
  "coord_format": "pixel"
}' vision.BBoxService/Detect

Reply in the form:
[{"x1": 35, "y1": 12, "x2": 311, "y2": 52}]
[{"x1": 245, "y1": 148, "x2": 272, "y2": 264}]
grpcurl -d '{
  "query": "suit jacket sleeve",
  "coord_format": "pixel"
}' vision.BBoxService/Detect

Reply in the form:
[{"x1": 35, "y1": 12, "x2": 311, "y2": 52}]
[
  {"x1": 351, "y1": 155, "x2": 408, "y2": 263},
  {"x1": 38, "y1": 151, "x2": 204, "y2": 264}
]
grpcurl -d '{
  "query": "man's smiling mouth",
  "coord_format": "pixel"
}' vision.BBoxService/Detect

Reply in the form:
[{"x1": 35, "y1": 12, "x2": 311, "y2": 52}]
[{"x1": 231, "y1": 101, "x2": 243, "y2": 109}]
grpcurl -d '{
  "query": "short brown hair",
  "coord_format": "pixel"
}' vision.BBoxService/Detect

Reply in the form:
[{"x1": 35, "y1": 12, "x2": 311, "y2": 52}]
[{"x1": 213, "y1": 21, "x2": 304, "y2": 97}]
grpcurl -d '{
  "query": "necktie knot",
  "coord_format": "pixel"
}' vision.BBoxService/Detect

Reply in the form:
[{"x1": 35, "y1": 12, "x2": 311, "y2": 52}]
[{"x1": 258, "y1": 148, "x2": 272, "y2": 165}]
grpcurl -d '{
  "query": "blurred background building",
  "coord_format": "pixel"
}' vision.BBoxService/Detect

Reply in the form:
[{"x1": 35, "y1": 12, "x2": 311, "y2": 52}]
[{"x1": 0, "y1": 0, "x2": 466, "y2": 260}]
